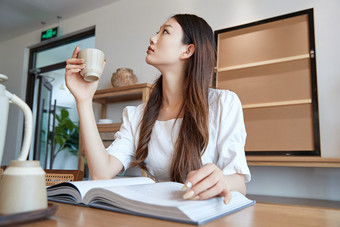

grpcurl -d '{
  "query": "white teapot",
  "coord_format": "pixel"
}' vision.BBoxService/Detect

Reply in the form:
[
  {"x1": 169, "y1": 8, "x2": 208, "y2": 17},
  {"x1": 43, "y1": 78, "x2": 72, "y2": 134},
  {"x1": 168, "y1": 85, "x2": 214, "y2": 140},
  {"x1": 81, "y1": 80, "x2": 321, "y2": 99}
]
[
  {"x1": 0, "y1": 74, "x2": 32, "y2": 163},
  {"x1": 0, "y1": 74, "x2": 47, "y2": 215}
]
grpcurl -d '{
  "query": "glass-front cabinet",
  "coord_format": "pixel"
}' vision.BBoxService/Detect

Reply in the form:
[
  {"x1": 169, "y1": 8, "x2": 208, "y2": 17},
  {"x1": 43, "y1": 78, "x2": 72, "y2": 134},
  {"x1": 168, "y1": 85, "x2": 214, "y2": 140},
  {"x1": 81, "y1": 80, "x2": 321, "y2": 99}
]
[{"x1": 214, "y1": 9, "x2": 320, "y2": 156}]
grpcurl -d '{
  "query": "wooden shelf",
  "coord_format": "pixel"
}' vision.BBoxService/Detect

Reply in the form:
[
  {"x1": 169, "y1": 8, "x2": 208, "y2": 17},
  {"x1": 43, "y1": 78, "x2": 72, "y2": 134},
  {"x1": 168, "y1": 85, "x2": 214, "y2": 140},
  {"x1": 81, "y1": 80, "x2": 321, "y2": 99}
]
[
  {"x1": 247, "y1": 194, "x2": 340, "y2": 209},
  {"x1": 93, "y1": 83, "x2": 153, "y2": 104},
  {"x1": 243, "y1": 99, "x2": 312, "y2": 109},
  {"x1": 79, "y1": 83, "x2": 153, "y2": 172},
  {"x1": 247, "y1": 156, "x2": 340, "y2": 167},
  {"x1": 97, "y1": 123, "x2": 122, "y2": 133},
  {"x1": 217, "y1": 54, "x2": 310, "y2": 73},
  {"x1": 93, "y1": 83, "x2": 152, "y2": 133},
  {"x1": 93, "y1": 83, "x2": 152, "y2": 119}
]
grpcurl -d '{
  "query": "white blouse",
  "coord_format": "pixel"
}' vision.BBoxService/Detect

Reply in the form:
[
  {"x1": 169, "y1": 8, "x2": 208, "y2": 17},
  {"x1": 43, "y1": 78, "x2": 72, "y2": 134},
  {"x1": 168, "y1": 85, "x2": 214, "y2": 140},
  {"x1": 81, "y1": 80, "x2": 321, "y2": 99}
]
[{"x1": 106, "y1": 88, "x2": 251, "y2": 183}]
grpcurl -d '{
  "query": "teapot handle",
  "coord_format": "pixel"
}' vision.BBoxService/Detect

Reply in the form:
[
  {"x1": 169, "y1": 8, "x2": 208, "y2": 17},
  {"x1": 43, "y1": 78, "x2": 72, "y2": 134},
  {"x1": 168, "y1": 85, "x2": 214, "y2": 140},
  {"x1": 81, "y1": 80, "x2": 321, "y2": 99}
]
[{"x1": 5, "y1": 91, "x2": 33, "y2": 161}]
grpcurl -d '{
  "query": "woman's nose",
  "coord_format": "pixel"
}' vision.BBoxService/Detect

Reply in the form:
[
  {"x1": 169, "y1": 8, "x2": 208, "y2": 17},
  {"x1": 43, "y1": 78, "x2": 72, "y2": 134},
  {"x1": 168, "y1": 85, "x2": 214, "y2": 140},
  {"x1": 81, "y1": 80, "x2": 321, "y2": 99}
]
[{"x1": 150, "y1": 34, "x2": 157, "y2": 45}]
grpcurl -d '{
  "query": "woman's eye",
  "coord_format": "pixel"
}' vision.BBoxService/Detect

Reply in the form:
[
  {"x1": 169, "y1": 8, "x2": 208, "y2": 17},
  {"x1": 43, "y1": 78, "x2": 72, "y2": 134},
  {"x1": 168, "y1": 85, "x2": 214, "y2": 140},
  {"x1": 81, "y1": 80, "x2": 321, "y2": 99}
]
[{"x1": 155, "y1": 29, "x2": 168, "y2": 35}]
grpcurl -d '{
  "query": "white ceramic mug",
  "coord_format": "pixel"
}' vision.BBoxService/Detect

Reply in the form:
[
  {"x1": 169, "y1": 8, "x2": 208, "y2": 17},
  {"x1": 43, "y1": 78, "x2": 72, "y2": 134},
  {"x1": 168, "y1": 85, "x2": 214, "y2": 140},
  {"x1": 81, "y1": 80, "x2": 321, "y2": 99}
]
[
  {"x1": 78, "y1": 48, "x2": 105, "y2": 82},
  {"x1": 0, "y1": 160, "x2": 47, "y2": 215}
]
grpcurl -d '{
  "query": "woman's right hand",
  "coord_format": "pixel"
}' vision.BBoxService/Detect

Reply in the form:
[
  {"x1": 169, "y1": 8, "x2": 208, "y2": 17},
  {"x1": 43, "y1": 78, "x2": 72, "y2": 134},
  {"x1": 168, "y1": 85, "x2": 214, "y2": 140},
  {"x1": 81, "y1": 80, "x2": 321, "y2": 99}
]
[{"x1": 65, "y1": 46, "x2": 102, "y2": 103}]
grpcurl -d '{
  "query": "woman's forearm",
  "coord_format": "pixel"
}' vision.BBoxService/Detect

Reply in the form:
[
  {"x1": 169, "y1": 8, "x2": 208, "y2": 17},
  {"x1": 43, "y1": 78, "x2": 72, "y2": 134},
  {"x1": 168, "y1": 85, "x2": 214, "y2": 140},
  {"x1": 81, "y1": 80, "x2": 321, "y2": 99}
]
[{"x1": 77, "y1": 100, "x2": 123, "y2": 179}]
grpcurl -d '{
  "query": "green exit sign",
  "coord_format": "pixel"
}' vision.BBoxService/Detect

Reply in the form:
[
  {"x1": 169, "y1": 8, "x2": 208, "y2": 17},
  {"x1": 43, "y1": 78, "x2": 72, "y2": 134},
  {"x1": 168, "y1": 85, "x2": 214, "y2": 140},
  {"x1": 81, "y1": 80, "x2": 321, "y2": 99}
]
[{"x1": 41, "y1": 27, "x2": 58, "y2": 41}]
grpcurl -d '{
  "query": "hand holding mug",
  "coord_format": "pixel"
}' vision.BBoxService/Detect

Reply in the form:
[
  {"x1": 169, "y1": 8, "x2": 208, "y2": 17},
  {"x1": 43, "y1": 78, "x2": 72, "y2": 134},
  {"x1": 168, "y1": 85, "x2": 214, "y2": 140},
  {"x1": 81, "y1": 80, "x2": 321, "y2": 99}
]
[{"x1": 65, "y1": 46, "x2": 106, "y2": 103}]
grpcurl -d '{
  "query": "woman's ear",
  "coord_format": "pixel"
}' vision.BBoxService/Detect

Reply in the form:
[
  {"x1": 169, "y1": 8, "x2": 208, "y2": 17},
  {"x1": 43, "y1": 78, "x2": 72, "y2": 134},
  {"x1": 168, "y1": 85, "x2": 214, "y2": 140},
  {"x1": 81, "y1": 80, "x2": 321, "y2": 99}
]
[{"x1": 180, "y1": 44, "x2": 195, "y2": 60}]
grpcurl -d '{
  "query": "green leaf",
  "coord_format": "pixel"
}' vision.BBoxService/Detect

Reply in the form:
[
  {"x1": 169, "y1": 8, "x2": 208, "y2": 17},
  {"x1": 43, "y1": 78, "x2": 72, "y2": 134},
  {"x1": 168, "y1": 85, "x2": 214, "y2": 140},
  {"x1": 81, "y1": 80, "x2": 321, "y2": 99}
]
[
  {"x1": 61, "y1": 109, "x2": 69, "y2": 119},
  {"x1": 51, "y1": 108, "x2": 79, "y2": 159}
]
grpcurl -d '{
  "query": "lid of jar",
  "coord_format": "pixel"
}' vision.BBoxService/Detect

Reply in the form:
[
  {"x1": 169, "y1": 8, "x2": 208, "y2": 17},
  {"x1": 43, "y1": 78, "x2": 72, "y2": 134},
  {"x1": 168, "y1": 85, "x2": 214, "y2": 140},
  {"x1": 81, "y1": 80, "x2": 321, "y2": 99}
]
[{"x1": 0, "y1": 74, "x2": 8, "y2": 83}]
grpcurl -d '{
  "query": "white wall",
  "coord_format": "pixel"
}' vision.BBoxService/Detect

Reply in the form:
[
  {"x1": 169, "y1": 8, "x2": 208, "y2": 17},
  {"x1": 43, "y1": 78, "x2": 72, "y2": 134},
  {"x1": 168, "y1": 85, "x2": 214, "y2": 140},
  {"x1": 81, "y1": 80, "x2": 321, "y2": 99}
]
[{"x1": 1, "y1": 0, "x2": 339, "y2": 201}]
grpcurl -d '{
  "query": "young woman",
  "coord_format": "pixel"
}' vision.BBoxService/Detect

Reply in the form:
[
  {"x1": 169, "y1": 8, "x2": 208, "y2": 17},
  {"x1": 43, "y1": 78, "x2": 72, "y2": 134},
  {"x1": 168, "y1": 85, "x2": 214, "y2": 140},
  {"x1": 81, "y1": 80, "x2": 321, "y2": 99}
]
[{"x1": 65, "y1": 14, "x2": 250, "y2": 204}]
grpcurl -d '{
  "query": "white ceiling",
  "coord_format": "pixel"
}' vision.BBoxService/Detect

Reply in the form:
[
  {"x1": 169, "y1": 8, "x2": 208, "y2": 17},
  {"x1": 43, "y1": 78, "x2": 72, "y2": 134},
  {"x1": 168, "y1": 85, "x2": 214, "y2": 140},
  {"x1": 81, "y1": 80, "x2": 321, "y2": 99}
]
[{"x1": 0, "y1": 0, "x2": 121, "y2": 43}]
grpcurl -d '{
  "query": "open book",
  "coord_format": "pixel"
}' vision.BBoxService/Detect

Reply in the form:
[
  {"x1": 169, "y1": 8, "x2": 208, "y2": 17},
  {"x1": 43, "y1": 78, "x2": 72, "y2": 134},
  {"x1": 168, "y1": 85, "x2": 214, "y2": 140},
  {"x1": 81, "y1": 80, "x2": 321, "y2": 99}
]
[{"x1": 47, "y1": 177, "x2": 255, "y2": 225}]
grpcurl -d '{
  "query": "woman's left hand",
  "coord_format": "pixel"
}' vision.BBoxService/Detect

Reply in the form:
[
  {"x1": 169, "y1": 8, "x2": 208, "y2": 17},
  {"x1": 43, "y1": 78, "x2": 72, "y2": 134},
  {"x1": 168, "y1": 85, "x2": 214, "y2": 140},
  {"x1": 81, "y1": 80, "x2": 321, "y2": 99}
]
[{"x1": 182, "y1": 163, "x2": 232, "y2": 204}]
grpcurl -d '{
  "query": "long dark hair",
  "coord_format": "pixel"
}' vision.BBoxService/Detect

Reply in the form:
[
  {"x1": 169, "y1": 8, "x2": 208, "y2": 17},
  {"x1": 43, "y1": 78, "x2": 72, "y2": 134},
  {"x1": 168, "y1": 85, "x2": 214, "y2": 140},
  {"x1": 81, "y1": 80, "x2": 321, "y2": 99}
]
[{"x1": 131, "y1": 14, "x2": 216, "y2": 183}]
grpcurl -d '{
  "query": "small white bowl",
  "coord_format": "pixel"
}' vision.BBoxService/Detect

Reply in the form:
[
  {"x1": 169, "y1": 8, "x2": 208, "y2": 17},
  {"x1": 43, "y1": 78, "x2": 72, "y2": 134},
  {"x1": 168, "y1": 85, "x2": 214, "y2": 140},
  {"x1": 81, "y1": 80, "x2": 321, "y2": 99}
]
[{"x1": 97, "y1": 119, "x2": 113, "y2": 124}]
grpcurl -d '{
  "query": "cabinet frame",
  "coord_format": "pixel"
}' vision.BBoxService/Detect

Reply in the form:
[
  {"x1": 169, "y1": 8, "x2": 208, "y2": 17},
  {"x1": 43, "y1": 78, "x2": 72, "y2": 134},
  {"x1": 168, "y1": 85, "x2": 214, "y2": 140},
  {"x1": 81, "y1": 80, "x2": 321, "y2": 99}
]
[{"x1": 214, "y1": 8, "x2": 320, "y2": 156}]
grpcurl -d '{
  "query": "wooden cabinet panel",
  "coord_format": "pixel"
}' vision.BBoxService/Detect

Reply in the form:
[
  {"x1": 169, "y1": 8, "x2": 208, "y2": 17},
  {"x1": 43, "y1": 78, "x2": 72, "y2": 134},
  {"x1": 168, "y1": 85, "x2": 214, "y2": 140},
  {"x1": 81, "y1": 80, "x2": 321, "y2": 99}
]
[
  {"x1": 217, "y1": 59, "x2": 312, "y2": 105},
  {"x1": 217, "y1": 14, "x2": 309, "y2": 68},
  {"x1": 244, "y1": 104, "x2": 314, "y2": 152}
]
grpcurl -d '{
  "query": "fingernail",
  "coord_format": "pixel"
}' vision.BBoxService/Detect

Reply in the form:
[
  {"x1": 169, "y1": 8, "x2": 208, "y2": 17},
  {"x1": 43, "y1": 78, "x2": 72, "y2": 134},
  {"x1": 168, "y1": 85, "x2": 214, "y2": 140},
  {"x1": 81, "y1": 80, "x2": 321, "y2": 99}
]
[
  {"x1": 191, "y1": 195, "x2": 199, "y2": 200},
  {"x1": 183, "y1": 190, "x2": 194, "y2": 200},
  {"x1": 224, "y1": 198, "x2": 231, "y2": 205},
  {"x1": 181, "y1": 182, "x2": 192, "y2": 191}
]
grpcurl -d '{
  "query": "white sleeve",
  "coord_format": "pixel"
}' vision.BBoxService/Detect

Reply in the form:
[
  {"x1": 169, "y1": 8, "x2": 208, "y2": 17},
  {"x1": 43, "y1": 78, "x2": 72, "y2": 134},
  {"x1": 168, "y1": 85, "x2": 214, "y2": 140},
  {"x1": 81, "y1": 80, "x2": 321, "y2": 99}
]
[
  {"x1": 215, "y1": 91, "x2": 251, "y2": 183},
  {"x1": 106, "y1": 106, "x2": 139, "y2": 171}
]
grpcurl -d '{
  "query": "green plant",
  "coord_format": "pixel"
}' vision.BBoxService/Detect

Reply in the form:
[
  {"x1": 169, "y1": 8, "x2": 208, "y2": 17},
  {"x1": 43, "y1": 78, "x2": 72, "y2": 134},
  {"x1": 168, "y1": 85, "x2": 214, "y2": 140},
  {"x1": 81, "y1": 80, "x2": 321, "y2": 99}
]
[{"x1": 53, "y1": 108, "x2": 79, "y2": 158}]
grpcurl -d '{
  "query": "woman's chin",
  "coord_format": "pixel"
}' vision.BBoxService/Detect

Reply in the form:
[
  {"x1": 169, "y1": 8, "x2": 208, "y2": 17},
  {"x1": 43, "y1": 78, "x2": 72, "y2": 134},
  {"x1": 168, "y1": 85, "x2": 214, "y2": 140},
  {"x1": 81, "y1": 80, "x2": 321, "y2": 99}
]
[{"x1": 145, "y1": 56, "x2": 155, "y2": 66}]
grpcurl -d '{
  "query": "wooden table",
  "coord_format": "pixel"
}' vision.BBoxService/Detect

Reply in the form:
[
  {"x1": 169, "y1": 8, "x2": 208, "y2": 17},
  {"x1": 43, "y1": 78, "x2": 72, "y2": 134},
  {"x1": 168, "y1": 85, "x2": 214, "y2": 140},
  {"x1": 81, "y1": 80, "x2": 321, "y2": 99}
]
[{"x1": 19, "y1": 201, "x2": 340, "y2": 227}]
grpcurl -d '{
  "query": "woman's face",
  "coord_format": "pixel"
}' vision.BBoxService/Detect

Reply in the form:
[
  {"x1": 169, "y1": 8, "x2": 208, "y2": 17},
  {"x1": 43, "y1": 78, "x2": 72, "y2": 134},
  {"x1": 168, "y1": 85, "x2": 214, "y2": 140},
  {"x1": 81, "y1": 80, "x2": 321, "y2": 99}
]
[{"x1": 146, "y1": 18, "x2": 188, "y2": 68}]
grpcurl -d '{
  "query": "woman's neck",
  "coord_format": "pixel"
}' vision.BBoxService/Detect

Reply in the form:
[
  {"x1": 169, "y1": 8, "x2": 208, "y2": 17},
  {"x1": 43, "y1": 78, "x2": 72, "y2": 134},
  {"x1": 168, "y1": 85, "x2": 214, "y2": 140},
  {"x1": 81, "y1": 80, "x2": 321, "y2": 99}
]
[
  {"x1": 158, "y1": 68, "x2": 185, "y2": 121},
  {"x1": 162, "y1": 75, "x2": 183, "y2": 106},
  {"x1": 159, "y1": 62, "x2": 186, "y2": 105}
]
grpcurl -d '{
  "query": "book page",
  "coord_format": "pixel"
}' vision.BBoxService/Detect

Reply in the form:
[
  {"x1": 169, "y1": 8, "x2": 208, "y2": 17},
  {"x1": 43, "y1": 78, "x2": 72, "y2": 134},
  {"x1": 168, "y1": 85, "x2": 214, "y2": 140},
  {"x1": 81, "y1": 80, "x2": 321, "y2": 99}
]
[
  {"x1": 86, "y1": 182, "x2": 185, "y2": 207},
  {"x1": 48, "y1": 177, "x2": 154, "y2": 201},
  {"x1": 75, "y1": 177, "x2": 154, "y2": 199},
  {"x1": 86, "y1": 182, "x2": 254, "y2": 222},
  {"x1": 178, "y1": 191, "x2": 254, "y2": 222}
]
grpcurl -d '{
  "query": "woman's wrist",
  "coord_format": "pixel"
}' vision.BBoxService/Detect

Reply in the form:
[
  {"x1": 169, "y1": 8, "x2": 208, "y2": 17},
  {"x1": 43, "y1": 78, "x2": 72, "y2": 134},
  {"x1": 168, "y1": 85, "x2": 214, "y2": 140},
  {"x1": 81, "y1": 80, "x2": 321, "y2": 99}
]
[
  {"x1": 76, "y1": 98, "x2": 93, "y2": 109},
  {"x1": 222, "y1": 175, "x2": 232, "y2": 192},
  {"x1": 223, "y1": 174, "x2": 246, "y2": 195}
]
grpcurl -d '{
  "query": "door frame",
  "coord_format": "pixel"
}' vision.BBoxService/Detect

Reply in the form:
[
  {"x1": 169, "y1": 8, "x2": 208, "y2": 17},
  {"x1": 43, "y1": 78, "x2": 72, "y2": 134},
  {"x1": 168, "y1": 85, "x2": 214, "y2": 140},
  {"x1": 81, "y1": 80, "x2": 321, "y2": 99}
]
[
  {"x1": 26, "y1": 26, "x2": 95, "y2": 108},
  {"x1": 34, "y1": 76, "x2": 53, "y2": 168},
  {"x1": 25, "y1": 26, "x2": 95, "y2": 164}
]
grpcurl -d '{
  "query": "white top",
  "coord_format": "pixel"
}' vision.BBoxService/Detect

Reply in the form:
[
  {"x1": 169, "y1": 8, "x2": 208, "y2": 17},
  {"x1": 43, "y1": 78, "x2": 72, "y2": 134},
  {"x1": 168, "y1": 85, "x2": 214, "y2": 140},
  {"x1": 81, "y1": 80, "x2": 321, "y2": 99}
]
[{"x1": 106, "y1": 88, "x2": 251, "y2": 183}]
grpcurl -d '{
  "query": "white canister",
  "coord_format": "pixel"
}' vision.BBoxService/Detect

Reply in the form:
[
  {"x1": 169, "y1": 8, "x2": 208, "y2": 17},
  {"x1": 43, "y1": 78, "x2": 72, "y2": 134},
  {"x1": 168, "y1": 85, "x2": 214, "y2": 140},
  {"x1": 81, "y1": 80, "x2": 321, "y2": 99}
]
[{"x1": 0, "y1": 160, "x2": 47, "y2": 215}]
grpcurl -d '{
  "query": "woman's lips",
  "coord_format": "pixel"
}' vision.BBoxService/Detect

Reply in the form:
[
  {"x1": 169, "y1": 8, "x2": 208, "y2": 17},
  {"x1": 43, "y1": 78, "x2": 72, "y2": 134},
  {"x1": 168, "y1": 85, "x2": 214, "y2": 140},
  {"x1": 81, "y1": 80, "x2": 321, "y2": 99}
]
[{"x1": 147, "y1": 46, "x2": 154, "y2": 54}]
